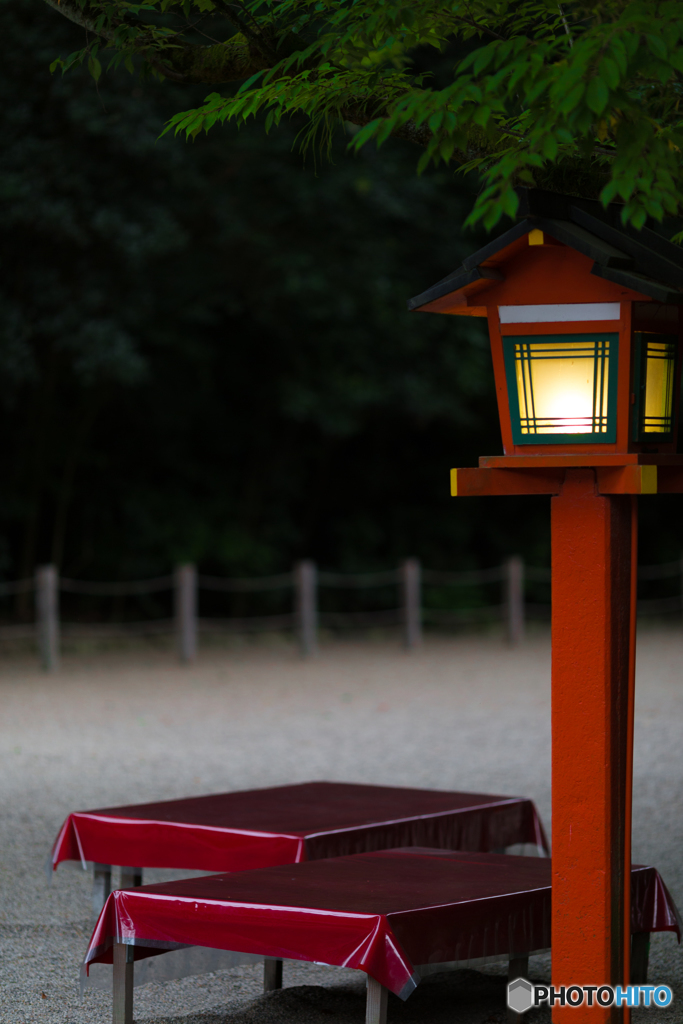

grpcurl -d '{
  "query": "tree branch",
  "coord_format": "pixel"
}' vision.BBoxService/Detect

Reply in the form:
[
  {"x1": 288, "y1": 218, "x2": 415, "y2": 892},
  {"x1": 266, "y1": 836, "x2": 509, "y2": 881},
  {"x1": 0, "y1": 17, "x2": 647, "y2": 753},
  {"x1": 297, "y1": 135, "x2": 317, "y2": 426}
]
[
  {"x1": 455, "y1": 12, "x2": 506, "y2": 42},
  {"x1": 38, "y1": 3, "x2": 486, "y2": 156},
  {"x1": 41, "y1": 0, "x2": 271, "y2": 83},
  {"x1": 215, "y1": 0, "x2": 279, "y2": 64},
  {"x1": 341, "y1": 104, "x2": 433, "y2": 149},
  {"x1": 39, "y1": 0, "x2": 611, "y2": 174},
  {"x1": 162, "y1": 35, "x2": 270, "y2": 83},
  {"x1": 42, "y1": 0, "x2": 114, "y2": 38}
]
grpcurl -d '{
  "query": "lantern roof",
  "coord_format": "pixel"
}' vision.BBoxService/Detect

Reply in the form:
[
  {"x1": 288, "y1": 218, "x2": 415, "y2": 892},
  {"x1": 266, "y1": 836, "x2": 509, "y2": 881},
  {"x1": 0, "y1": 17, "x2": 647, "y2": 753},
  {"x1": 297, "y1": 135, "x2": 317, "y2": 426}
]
[{"x1": 409, "y1": 188, "x2": 683, "y2": 314}]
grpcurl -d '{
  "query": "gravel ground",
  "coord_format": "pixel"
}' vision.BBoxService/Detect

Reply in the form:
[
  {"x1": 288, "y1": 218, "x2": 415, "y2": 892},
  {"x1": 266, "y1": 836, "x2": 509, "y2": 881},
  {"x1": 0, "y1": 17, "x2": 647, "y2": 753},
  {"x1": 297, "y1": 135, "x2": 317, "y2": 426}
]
[{"x1": 1, "y1": 628, "x2": 681, "y2": 1023}]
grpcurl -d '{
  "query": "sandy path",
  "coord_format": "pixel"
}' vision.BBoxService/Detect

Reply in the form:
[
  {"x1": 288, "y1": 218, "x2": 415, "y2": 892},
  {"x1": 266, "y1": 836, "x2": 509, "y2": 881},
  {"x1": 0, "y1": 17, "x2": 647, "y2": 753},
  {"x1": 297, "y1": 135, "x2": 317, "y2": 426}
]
[{"x1": 0, "y1": 630, "x2": 681, "y2": 1022}]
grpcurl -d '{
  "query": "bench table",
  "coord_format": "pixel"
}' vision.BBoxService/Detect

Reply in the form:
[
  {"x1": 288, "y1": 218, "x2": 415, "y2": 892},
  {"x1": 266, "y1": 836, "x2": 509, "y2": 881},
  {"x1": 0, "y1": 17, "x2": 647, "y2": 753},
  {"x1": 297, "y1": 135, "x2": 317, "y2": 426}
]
[
  {"x1": 83, "y1": 848, "x2": 681, "y2": 1024},
  {"x1": 51, "y1": 780, "x2": 549, "y2": 913}
]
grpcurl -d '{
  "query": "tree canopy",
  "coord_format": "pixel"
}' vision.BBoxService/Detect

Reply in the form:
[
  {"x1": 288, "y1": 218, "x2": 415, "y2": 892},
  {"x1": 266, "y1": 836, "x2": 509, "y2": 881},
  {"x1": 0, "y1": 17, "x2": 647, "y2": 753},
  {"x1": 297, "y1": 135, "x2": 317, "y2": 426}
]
[{"x1": 44, "y1": 1, "x2": 683, "y2": 232}]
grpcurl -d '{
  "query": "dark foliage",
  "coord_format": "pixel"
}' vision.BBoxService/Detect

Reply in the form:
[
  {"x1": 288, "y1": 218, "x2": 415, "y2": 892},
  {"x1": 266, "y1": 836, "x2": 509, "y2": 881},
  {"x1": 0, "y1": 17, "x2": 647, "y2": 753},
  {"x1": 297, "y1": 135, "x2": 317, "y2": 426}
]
[{"x1": 0, "y1": 0, "x2": 679, "y2": 622}]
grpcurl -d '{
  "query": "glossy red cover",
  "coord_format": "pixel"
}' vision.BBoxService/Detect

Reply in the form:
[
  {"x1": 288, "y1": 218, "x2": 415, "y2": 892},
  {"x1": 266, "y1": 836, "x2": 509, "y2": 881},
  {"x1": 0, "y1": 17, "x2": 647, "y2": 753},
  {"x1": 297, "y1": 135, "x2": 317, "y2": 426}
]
[
  {"x1": 83, "y1": 848, "x2": 680, "y2": 999},
  {"x1": 51, "y1": 781, "x2": 548, "y2": 872}
]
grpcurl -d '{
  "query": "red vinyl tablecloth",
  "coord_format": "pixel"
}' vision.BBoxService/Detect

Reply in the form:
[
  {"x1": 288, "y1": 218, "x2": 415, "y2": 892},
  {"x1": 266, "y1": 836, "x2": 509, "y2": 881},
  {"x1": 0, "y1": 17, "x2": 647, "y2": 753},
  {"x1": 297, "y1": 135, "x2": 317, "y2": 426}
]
[
  {"x1": 51, "y1": 781, "x2": 548, "y2": 873},
  {"x1": 84, "y1": 848, "x2": 680, "y2": 1000}
]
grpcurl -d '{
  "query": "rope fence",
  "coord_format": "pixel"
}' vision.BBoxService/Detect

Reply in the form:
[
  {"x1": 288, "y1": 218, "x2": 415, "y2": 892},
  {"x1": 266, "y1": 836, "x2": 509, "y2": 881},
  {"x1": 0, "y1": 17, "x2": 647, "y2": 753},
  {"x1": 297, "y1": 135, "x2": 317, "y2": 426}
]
[
  {"x1": 0, "y1": 554, "x2": 681, "y2": 670},
  {"x1": 59, "y1": 575, "x2": 174, "y2": 595}
]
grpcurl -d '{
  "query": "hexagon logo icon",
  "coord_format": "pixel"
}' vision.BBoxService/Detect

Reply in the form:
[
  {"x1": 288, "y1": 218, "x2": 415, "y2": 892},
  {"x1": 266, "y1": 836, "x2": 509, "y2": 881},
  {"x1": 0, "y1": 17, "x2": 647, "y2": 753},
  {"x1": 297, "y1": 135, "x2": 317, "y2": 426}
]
[{"x1": 507, "y1": 977, "x2": 534, "y2": 1014}]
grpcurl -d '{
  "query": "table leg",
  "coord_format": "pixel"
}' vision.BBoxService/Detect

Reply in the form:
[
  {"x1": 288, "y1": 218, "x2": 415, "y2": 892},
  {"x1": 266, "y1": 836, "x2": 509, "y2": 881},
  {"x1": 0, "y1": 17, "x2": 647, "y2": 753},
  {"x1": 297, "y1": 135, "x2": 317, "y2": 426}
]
[
  {"x1": 93, "y1": 864, "x2": 112, "y2": 917},
  {"x1": 120, "y1": 867, "x2": 143, "y2": 889},
  {"x1": 263, "y1": 958, "x2": 283, "y2": 992},
  {"x1": 113, "y1": 942, "x2": 134, "y2": 1024},
  {"x1": 507, "y1": 955, "x2": 530, "y2": 1024},
  {"x1": 631, "y1": 932, "x2": 650, "y2": 984},
  {"x1": 365, "y1": 976, "x2": 388, "y2": 1024},
  {"x1": 508, "y1": 956, "x2": 529, "y2": 980}
]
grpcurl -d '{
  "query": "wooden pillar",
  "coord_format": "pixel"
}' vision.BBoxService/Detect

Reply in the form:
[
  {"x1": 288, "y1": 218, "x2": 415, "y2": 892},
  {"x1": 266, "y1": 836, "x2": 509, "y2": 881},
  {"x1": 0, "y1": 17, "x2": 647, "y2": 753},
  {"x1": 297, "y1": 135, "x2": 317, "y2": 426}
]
[
  {"x1": 295, "y1": 560, "x2": 318, "y2": 657},
  {"x1": 112, "y1": 941, "x2": 134, "y2": 1024},
  {"x1": 175, "y1": 563, "x2": 197, "y2": 663},
  {"x1": 504, "y1": 555, "x2": 525, "y2": 646},
  {"x1": 36, "y1": 564, "x2": 59, "y2": 672},
  {"x1": 551, "y1": 470, "x2": 632, "y2": 1022},
  {"x1": 401, "y1": 558, "x2": 422, "y2": 649}
]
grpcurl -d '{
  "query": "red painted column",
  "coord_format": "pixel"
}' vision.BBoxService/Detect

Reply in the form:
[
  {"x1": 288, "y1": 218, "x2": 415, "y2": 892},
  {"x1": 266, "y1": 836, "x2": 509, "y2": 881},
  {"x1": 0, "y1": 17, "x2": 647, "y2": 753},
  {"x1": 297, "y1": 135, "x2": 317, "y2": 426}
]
[{"x1": 551, "y1": 470, "x2": 633, "y2": 1022}]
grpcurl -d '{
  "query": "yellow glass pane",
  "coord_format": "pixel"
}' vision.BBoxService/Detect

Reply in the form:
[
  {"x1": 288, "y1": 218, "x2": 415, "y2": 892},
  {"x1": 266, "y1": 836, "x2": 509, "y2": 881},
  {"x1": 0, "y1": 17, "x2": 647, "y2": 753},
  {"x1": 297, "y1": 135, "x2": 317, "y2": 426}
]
[
  {"x1": 514, "y1": 340, "x2": 610, "y2": 434},
  {"x1": 643, "y1": 341, "x2": 675, "y2": 433}
]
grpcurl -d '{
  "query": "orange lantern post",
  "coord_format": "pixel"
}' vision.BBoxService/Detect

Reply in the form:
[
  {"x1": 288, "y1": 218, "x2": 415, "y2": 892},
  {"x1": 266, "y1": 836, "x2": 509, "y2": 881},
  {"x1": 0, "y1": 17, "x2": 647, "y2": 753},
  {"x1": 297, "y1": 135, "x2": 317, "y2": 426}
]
[{"x1": 409, "y1": 188, "x2": 683, "y2": 1021}]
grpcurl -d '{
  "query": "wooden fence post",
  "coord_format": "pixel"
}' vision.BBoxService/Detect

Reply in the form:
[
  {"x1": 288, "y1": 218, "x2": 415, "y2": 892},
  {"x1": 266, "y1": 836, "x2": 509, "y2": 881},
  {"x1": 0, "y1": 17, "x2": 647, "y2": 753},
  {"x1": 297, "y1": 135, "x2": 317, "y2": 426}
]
[
  {"x1": 504, "y1": 556, "x2": 525, "y2": 646},
  {"x1": 175, "y1": 563, "x2": 197, "y2": 663},
  {"x1": 401, "y1": 558, "x2": 422, "y2": 648},
  {"x1": 295, "y1": 560, "x2": 317, "y2": 657},
  {"x1": 36, "y1": 564, "x2": 59, "y2": 672}
]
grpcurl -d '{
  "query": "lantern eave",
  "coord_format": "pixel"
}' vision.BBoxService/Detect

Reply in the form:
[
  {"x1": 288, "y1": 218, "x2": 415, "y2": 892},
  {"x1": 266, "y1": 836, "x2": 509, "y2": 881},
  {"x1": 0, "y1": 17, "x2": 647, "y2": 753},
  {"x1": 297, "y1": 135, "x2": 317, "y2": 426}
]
[{"x1": 408, "y1": 188, "x2": 683, "y2": 315}]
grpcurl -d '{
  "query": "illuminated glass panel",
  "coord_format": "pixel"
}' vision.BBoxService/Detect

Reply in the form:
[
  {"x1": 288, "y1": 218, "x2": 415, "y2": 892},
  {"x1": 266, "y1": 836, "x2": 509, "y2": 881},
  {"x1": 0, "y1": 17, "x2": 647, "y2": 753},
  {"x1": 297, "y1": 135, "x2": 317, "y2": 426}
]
[
  {"x1": 503, "y1": 333, "x2": 618, "y2": 445},
  {"x1": 633, "y1": 333, "x2": 677, "y2": 440}
]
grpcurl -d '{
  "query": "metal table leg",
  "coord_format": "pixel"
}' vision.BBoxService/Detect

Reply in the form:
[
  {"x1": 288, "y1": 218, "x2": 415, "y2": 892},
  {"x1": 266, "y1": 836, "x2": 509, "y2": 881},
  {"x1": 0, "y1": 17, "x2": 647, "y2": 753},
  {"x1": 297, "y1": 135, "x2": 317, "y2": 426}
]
[
  {"x1": 508, "y1": 955, "x2": 529, "y2": 980},
  {"x1": 120, "y1": 867, "x2": 143, "y2": 889},
  {"x1": 631, "y1": 932, "x2": 650, "y2": 984},
  {"x1": 507, "y1": 954, "x2": 530, "y2": 1023},
  {"x1": 365, "y1": 976, "x2": 388, "y2": 1024},
  {"x1": 113, "y1": 942, "x2": 134, "y2": 1024},
  {"x1": 263, "y1": 958, "x2": 283, "y2": 992},
  {"x1": 93, "y1": 863, "x2": 112, "y2": 917}
]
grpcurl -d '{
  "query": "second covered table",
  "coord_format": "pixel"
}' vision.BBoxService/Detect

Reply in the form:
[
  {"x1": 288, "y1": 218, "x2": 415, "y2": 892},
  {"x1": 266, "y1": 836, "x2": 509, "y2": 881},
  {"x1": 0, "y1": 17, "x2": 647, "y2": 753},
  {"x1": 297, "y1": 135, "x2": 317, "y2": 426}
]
[
  {"x1": 84, "y1": 847, "x2": 681, "y2": 1024},
  {"x1": 51, "y1": 780, "x2": 549, "y2": 910}
]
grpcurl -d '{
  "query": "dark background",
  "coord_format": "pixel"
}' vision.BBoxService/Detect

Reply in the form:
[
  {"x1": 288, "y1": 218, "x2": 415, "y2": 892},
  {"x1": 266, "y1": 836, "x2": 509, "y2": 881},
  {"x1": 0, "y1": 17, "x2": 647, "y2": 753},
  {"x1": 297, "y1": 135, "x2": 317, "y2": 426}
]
[{"x1": 1, "y1": 0, "x2": 680, "y2": 621}]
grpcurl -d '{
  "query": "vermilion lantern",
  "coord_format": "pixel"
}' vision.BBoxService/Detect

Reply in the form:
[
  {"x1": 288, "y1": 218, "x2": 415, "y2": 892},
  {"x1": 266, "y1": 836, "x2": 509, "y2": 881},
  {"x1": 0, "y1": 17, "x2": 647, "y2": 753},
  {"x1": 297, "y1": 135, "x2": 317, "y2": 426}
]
[
  {"x1": 409, "y1": 188, "x2": 683, "y2": 1022},
  {"x1": 410, "y1": 190, "x2": 683, "y2": 482}
]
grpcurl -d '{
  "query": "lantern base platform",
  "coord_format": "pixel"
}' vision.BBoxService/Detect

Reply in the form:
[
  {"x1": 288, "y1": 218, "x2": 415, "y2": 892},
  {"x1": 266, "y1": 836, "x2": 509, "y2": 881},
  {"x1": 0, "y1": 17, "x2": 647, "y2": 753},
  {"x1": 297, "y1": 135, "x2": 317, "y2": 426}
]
[
  {"x1": 452, "y1": 459, "x2": 683, "y2": 497},
  {"x1": 479, "y1": 453, "x2": 683, "y2": 469}
]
